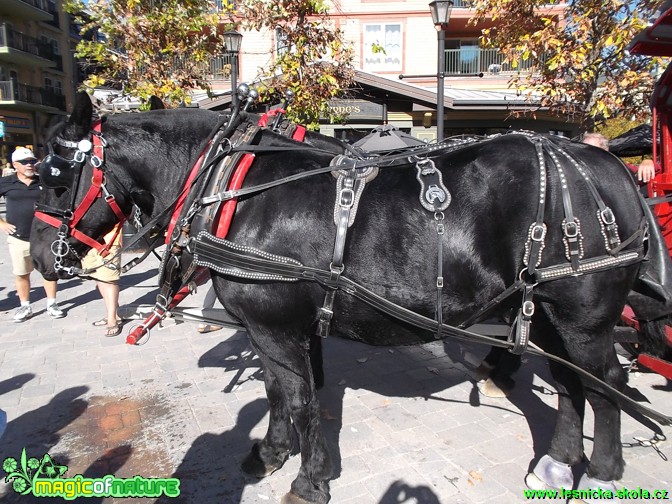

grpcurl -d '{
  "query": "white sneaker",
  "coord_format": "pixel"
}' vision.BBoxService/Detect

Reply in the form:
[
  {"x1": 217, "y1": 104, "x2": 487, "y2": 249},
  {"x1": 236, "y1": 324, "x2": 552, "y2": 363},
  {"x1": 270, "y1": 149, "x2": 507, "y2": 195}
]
[
  {"x1": 46, "y1": 303, "x2": 65, "y2": 319},
  {"x1": 13, "y1": 305, "x2": 32, "y2": 323}
]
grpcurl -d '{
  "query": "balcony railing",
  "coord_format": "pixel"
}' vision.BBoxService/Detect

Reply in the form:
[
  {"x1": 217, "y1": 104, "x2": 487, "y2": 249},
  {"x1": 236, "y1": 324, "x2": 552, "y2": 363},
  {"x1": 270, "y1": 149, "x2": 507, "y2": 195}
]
[
  {"x1": 0, "y1": 80, "x2": 66, "y2": 110},
  {"x1": 204, "y1": 55, "x2": 233, "y2": 81},
  {"x1": 16, "y1": 0, "x2": 55, "y2": 14},
  {"x1": 444, "y1": 47, "x2": 544, "y2": 76},
  {"x1": 137, "y1": 54, "x2": 233, "y2": 81},
  {"x1": 0, "y1": 23, "x2": 58, "y2": 63}
]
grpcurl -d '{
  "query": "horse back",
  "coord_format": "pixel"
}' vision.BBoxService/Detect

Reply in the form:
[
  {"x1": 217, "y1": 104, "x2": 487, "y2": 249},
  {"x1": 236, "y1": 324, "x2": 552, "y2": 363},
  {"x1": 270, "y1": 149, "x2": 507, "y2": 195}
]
[{"x1": 216, "y1": 132, "x2": 645, "y2": 344}]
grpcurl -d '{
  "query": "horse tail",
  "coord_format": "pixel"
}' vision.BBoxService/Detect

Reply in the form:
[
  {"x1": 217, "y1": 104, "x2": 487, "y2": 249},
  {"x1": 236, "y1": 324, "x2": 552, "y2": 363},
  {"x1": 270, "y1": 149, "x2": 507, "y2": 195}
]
[{"x1": 636, "y1": 318, "x2": 672, "y2": 360}]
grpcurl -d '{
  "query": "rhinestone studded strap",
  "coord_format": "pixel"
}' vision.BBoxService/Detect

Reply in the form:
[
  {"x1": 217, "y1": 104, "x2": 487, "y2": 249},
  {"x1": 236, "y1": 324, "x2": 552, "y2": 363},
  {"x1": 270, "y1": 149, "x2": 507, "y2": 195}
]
[
  {"x1": 523, "y1": 139, "x2": 549, "y2": 276},
  {"x1": 547, "y1": 141, "x2": 622, "y2": 254}
]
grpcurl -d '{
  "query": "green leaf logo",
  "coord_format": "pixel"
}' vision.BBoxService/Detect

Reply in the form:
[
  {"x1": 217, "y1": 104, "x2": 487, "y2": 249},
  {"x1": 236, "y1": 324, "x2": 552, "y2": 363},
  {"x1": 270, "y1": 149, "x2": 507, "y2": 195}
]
[{"x1": 2, "y1": 449, "x2": 68, "y2": 495}]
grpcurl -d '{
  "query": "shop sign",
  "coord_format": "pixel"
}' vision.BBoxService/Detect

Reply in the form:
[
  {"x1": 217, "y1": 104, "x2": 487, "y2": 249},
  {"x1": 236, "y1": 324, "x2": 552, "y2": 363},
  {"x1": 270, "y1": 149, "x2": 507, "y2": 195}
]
[
  {"x1": 2, "y1": 115, "x2": 32, "y2": 130},
  {"x1": 327, "y1": 100, "x2": 384, "y2": 120}
]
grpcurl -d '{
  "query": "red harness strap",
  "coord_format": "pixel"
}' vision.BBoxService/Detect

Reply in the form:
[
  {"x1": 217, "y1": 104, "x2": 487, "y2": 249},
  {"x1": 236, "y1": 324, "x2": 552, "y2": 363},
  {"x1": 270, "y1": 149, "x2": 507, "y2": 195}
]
[
  {"x1": 292, "y1": 124, "x2": 306, "y2": 142},
  {"x1": 214, "y1": 116, "x2": 306, "y2": 237},
  {"x1": 35, "y1": 121, "x2": 127, "y2": 257},
  {"x1": 215, "y1": 153, "x2": 255, "y2": 237},
  {"x1": 257, "y1": 109, "x2": 284, "y2": 127},
  {"x1": 165, "y1": 149, "x2": 208, "y2": 244},
  {"x1": 128, "y1": 118, "x2": 308, "y2": 345}
]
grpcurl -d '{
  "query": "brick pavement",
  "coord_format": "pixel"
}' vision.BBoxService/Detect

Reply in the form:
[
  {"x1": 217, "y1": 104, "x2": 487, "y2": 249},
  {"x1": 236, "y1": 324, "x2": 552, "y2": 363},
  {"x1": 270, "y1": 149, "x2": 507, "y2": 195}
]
[{"x1": 0, "y1": 247, "x2": 670, "y2": 503}]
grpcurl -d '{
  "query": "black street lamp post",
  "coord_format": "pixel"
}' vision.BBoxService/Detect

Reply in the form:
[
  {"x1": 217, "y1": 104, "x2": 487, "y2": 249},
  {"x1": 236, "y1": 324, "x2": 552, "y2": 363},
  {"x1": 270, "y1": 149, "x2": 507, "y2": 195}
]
[
  {"x1": 429, "y1": 0, "x2": 453, "y2": 141},
  {"x1": 223, "y1": 30, "x2": 243, "y2": 109}
]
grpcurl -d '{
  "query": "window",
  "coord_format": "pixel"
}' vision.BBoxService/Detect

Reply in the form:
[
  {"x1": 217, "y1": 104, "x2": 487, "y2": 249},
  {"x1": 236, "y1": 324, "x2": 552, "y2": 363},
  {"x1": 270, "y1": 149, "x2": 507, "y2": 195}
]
[
  {"x1": 39, "y1": 36, "x2": 59, "y2": 57},
  {"x1": 276, "y1": 28, "x2": 288, "y2": 57},
  {"x1": 363, "y1": 23, "x2": 402, "y2": 72}
]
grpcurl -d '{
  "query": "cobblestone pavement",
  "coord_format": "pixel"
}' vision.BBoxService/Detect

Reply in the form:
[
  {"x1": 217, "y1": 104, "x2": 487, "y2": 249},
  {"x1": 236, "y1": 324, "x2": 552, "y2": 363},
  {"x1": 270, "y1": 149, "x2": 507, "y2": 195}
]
[{"x1": 0, "y1": 250, "x2": 670, "y2": 503}]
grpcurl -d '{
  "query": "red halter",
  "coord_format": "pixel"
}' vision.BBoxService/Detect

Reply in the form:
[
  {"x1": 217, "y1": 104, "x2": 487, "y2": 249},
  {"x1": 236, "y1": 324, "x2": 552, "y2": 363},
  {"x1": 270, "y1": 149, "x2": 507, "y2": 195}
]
[{"x1": 35, "y1": 120, "x2": 127, "y2": 257}]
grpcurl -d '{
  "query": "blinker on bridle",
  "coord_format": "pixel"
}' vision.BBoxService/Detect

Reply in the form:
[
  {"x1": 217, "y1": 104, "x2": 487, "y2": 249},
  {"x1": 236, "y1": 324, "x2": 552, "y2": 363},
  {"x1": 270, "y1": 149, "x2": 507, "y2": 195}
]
[{"x1": 35, "y1": 120, "x2": 128, "y2": 275}]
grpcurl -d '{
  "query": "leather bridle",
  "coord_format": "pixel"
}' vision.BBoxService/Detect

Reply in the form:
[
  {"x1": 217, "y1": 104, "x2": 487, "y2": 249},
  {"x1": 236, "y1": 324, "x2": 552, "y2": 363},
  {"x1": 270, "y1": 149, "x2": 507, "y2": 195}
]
[{"x1": 35, "y1": 120, "x2": 129, "y2": 275}]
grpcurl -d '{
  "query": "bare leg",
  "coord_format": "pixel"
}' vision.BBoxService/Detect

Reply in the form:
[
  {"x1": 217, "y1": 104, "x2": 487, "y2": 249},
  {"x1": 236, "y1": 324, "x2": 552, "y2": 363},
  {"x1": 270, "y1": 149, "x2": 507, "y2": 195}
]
[
  {"x1": 43, "y1": 279, "x2": 58, "y2": 299},
  {"x1": 15, "y1": 274, "x2": 30, "y2": 303},
  {"x1": 198, "y1": 285, "x2": 223, "y2": 333},
  {"x1": 96, "y1": 281, "x2": 119, "y2": 326}
]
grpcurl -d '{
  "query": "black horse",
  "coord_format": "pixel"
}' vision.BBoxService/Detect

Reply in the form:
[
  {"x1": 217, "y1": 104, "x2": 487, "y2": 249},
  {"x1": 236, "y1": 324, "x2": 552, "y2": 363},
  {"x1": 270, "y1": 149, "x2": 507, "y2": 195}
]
[{"x1": 31, "y1": 92, "x2": 670, "y2": 504}]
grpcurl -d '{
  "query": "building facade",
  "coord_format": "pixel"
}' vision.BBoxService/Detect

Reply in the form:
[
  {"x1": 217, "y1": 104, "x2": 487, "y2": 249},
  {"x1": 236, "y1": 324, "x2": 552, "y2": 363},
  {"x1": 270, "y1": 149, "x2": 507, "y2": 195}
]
[
  {"x1": 0, "y1": 0, "x2": 81, "y2": 168},
  {"x1": 201, "y1": 0, "x2": 578, "y2": 140}
]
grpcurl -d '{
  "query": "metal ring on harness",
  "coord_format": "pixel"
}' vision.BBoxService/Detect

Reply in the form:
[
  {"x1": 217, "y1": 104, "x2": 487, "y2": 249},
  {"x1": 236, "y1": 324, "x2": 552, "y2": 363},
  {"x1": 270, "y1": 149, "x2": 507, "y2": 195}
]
[{"x1": 50, "y1": 239, "x2": 70, "y2": 258}]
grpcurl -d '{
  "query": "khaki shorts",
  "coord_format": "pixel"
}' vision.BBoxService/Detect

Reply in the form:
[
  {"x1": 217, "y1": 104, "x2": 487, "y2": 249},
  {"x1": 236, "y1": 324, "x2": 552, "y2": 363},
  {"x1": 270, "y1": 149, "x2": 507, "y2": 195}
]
[
  {"x1": 81, "y1": 246, "x2": 121, "y2": 283},
  {"x1": 7, "y1": 235, "x2": 33, "y2": 276}
]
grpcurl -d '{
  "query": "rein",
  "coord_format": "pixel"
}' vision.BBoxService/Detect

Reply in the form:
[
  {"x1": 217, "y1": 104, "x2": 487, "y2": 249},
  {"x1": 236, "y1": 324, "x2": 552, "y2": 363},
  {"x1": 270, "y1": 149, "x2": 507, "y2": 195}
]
[
  {"x1": 190, "y1": 232, "x2": 669, "y2": 426},
  {"x1": 200, "y1": 140, "x2": 466, "y2": 207}
]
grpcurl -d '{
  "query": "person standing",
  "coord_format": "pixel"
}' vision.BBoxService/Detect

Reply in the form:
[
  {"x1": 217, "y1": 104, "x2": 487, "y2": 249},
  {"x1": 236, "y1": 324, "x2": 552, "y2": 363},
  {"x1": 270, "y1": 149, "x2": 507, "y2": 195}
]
[
  {"x1": 82, "y1": 226, "x2": 123, "y2": 337},
  {"x1": 582, "y1": 132, "x2": 658, "y2": 185},
  {"x1": 0, "y1": 147, "x2": 65, "y2": 322},
  {"x1": 197, "y1": 282, "x2": 223, "y2": 334}
]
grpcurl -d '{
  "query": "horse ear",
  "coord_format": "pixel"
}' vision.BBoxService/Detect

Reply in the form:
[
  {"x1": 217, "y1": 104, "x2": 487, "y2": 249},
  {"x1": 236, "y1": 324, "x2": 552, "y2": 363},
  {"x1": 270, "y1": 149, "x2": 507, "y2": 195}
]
[
  {"x1": 69, "y1": 91, "x2": 93, "y2": 129},
  {"x1": 148, "y1": 96, "x2": 165, "y2": 110}
]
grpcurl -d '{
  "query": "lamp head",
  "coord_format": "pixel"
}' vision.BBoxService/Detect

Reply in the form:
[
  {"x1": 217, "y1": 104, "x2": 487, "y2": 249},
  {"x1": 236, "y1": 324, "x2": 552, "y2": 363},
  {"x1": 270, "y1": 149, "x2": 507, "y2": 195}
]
[
  {"x1": 429, "y1": 0, "x2": 453, "y2": 27},
  {"x1": 223, "y1": 30, "x2": 243, "y2": 54}
]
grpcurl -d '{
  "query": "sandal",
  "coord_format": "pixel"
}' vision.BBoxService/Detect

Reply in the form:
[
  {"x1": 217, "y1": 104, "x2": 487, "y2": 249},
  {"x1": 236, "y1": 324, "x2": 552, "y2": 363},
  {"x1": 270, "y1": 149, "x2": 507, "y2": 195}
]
[
  {"x1": 197, "y1": 324, "x2": 223, "y2": 334},
  {"x1": 93, "y1": 317, "x2": 122, "y2": 327},
  {"x1": 105, "y1": 323, "x2": 123, "y2": 337}
]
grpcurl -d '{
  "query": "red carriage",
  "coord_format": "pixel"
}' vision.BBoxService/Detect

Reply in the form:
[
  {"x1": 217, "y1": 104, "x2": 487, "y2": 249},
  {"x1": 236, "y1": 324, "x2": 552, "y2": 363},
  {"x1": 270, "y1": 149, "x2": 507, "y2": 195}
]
[{"x1": 619, "y1": 0, "x2": 672, "y2": 379}]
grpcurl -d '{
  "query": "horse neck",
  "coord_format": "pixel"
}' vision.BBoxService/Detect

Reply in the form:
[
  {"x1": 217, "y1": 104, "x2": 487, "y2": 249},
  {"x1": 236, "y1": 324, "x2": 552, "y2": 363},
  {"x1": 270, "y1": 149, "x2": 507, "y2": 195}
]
[{"x1": 105, "y1": 111, "x2": 217, "y2": 216}]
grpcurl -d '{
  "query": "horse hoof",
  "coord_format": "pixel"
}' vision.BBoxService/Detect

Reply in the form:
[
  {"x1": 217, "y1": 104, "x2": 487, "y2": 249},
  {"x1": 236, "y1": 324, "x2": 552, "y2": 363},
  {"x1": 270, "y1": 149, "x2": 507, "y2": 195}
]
[
  {"x1": 280, "y1": 492, "x2": 317, "y2": 504},
  {"x1": 526, "y1": 454, "x2": 573, "y2": 490},
  {"x1": 479, "y1": 377, "x2": 512, "y2": 398},
  {"x1": 240, "y1": 444, "x2": 287, "y2": 478},
  {"x1": 240, "y1": 454, "x2": 282, "y2": 478},
  {"x1": 525, "y1": 472, "x2": 552, "y2": 491},
  {"x1": 567, "y1": 474, "x2": 620, "y2": 504}
]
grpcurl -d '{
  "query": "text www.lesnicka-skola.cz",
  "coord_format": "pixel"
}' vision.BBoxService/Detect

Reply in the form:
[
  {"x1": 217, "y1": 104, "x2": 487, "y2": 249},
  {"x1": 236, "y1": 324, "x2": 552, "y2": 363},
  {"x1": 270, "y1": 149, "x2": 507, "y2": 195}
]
[{"x1": 523, "y1": 487, "x2": 670, "y2": 500}]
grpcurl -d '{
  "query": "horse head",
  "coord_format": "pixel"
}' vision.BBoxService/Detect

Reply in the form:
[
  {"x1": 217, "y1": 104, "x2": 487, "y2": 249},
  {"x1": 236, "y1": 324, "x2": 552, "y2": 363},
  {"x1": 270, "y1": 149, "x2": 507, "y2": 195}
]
[{"x1": 31, "y1": 91, "x2": 136, "y2": 279}]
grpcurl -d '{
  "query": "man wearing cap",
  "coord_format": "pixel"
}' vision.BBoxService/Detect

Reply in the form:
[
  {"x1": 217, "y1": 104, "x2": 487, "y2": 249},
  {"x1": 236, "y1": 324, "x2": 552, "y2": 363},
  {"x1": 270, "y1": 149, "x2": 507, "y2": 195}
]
[{"x1": 0, "y1": 147, "x2": 65, "y2": 322}]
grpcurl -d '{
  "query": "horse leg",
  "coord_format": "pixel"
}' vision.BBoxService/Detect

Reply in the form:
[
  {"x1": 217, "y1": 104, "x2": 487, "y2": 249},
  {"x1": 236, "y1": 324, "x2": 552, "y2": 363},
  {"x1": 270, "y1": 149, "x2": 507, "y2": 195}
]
[
  {"x1": 245, "y1": 329, "x2": 333, "y2": 504},
  {"x1": 526, "y1": 306, "x2": 627, "y2": 499},
  {"x1": 241, "y1": 363, "x2": 293, "y2": 477},
  {"x1": 243, "y1": 336, "x2": 324, "y2": 478},
  {"x1": 525, "y1": 313, "x2": 585, "y2": 491},
  {"x1": 571, "y1": 347, "x2": 626, "y2": 502},
  {"x1": 526, "y1": 359, "x2": 584, "y2": 491},
  {"x1": 310, "y1": 335, "x2": 325, "y2": 390}
]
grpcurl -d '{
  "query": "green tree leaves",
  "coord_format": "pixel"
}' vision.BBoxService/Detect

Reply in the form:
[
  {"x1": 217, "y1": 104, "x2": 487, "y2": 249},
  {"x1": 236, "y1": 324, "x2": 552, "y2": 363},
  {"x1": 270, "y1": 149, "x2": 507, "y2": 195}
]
[
  {"x1": 66, "y1": 0, "x2": 355, "y2": 124},
  {"x1": 66, "y1": 0, "x2": 224, "y2": 107},
  {"x1": 469, "y1": 0, "x2": 668, "y2": 127},
  {"x1": 237, "y1": 0, "x2": 355, "y2": 129}
]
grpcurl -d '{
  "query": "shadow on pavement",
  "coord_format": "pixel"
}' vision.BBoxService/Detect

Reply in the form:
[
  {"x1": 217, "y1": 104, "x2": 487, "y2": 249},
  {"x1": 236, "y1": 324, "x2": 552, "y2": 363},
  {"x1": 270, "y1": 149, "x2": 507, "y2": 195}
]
[
  {"x1": 0, "y1": 277, "x2": 83, "y2": 312},
  {"x1": 194, "y1": 334, "x2": 531, "y2": 494},
  {"x1": 0, "y1": 386, "x2": 90, "y2": 503},
  {"x1": 378, "y1": 480, "x2": 441, "y2": 503},
  {"x1": 0, "y1": 374, "x2": 35, "y2": 396},
  {"x1": 156, "y1": 398, "x2": 268, "y2": 503}
]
